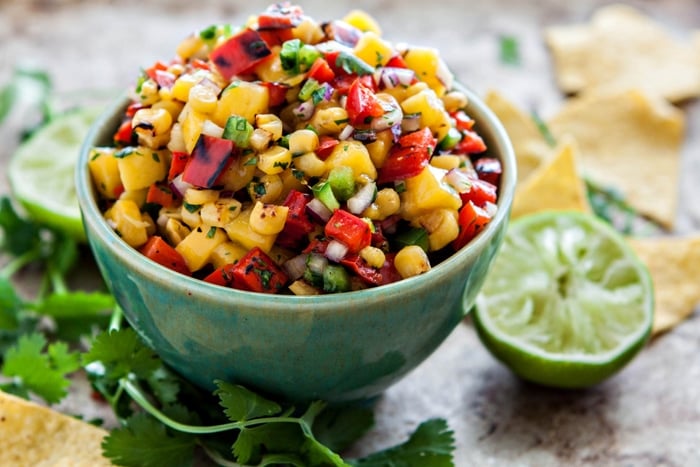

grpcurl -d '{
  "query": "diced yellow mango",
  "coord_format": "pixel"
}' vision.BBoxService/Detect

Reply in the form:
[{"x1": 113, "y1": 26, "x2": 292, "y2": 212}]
[
  {"x1": 88, "y1": 147, "x2": 121, "y2": 199},
  {"x1": 309, "y1": 106, "x2": 349, "y2": 136},
  {"x1": 217, "y1": 153, "x2": 257, "y2": 192},
  {"x1": 210, "y1": 241, "x2": 248, "y2": 269},
  {"x1": 257, "y1": 145, "x2": 292, "y2": 175},
  {"x1": 324, "y1": 141, "x2": 377, "y2": 181},
  {"x1": 212, "y1": 81, "x2": 269, "y2": 127},
  {"x1": 354, "y1": 32, "x2": 393, "y2": 67},
  {"x1": 430, "y1": 155, "x2": 462, "y2": 171},
  {"x1": 175, "y1": 224, "x2": 227, "y2": 272},
  {"x1": 400, "y1": 166, "x2": 461, "y2": 220},
  {"x1": 402, "y1": 46, "x2": 450, "y2": 96},
  {"x1": 291, "y1": 18, "x2": 325, "y2": 44},
  {"x1": 224, "y1": 208, "x2": 276, "y2": 253},
  {"x1": 119, "y1": 188, "x2": 148, "y2": 206},
  {"x1": 366, "y1": 129, "x2": 393, "y2": 168},
  {"x1": 289, "y1": 279, "x2": 320, "y2": 295},
  {"x1": 116, "y1": 146, "x2": 168, "y2": 191},
  {"x1": 184, "y1": 188, "x2": 219, "y2": 205},
  {"x1": 181, "y1": 105, "x2": 207, "y2": 154},
  {"x1": 414, "y1": 208, "x2": 460, "y2": 251},
  {"x1": 249, "y1": 201, "x2": 289, "y2": 235},
  {"x1": 105, "y1": 199, "x2": 149, "y2": 248},
  {"x1": 343, "y1": 10, "x2": 382, "y2": 35},
  {"x1": 400, "y1": 89, "x2": 452, "y2": 141}
]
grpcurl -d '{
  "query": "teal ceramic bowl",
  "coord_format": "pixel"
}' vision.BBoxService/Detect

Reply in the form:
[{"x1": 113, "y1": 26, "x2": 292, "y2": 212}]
[{"x1": 76, "y1": 86, "x2": 516, "y2": 403}]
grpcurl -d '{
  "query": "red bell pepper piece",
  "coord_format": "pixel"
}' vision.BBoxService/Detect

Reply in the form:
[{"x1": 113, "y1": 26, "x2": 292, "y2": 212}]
[
  {"x1": 262, "y1": 81, "x2": 289, "y2": 107},
  {"x1": 474, "y1": 157, "x2": 503, "y2": 187},
  {"x1": 455, "y1": 129, "x2": 487, "y2": 154},
  {"x1": 114, "y1": 119, "x2": 134, "y2": 145},
  {"x1": 325, "y1": 209, "x2": 372, "y2": 254},
  {"x1": 168, "y1": 151, "x2": 190, "y2": 181},
  {"x1": 181, "y1": 135, "x2": 233, "y2": 188},
  {"x1": 258, "y1": 29, "x2": 294, "y2": 48},
  {"x1": 315, "y1": 135, "x2": 339, "y2": 160},
  {"x1": 190, "y1": 58, "x2": 211, "y2": 70},
  {"x1": 146, "y1": 183, "x2": 178, "y2": 208},
  {"x1": 459, "y1": 178, "x2": 497, "y2": 208},
  {"x1": 210, "y1": 28, "x2": 272, "y2": 80},
  {"x1": 308, "y1": 57, "x2": 335, "y2": 83},
  {"x1": 204, "y1": 263, "x2": 236, "y2": 287},
  {"x1": 230, "y1": 247, "x2": 289, "y2": 293},
  {"x1": 451, "y1": 110, "x2": 476, "y2": 132},
  {"x1": 346, "y1": 77, "x2": 385, "y2": 126},
  {"x1": 144, "y1": 61, "x2": 168, "y2": 81},
  {"x1": 125, "y1": 102, "x2": 145, "y2": 117},
  {"x1": 139, "y1": 236, "x2": 191, "y2": 276},
  {"x1": 385, "y1": 55, "x2": 409, "y2": 69},
  {"x1": 452, "y1": 201, "x2": 492, "y2": 250},
  {"x1": 276, "y1": 190, "x2": 315, "y2": 249},
  {"x1": 257, "y1": 3, "x2": 304, "y2": 29},
  {"x1": 377, "y1": 127, "x2": 436, "y2": 184},
  {"x1": 340, "y1": 252, "x2": 400, "y2": 286}
]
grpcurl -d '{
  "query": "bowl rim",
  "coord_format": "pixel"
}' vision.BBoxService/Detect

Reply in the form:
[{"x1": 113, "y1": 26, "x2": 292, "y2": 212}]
[{"x1": 76, "y1": 84, "x2": 516, "y2": 308}]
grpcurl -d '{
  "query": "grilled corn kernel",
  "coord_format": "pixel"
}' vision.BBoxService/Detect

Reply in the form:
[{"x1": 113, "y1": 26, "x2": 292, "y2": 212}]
[
  {"x1": 441, "y1": 90, "x2": 468, "y2": 113},
  {"x1": 189, "y1": 84, "x2": 218, "y2": 114},
  {"x1": 180, "y1": 203, "x2": 202, "y2": 229},
  {"x1": 133, "y1": 108, "x2": 173, "y2": 135},
  {"x1": 249, "y1": 128, "x2": 273, "y2": 152},
  {"x1": 176, "y1": 34, "x2": 205, "y2": 60},
  {"x1": 310, "y1": 107, "x2": 349, "y2": 135},
  {"x1": 163, "y1": 217, "x2": 191, "y2": 246},
  {"x1": 293, "y1": 152, "x2": 326, "y2": 178},
  {"x1": 375, "y1": 188, "x2": 400, "y2": 217},
  {"x1": 394, "y1": 245, "x2": 431, "y2": 278},
  {"x1": 417, "y1": 209, "x2": 459, "y2": 251},
  {"x1": 172, "y1": 73, "x2": 199, "y2": 102},
  {"x1": 258, "y1": 145, "x2": 292, "y2": 175},
  {"x1": 200, "y1": 198, "x2": 243, "y2": 227},
  {"x1": 430, "y1": 155, "x2": 462, "y2": 171},
  {"x1": 249, "y1": 201, "x2": 289, "y2": 235},
  {"x1": 184, "y1": 188, "x2": 219, "y2": 205},
  {"x1": 289, "y1": 279, "x2": 321, "y2": 295},
  {"x1": 360, "y1": 246, "x2": 386, "y2": 269},
  {"x1": 138, "y1": 79, "x2": 160, "y2": 106},
  {"x1": 167, "y1": 123, "x2": 187, "y2": 153},
  {"x1": 152, "y1": 99, "x2": 185, "y2": 121},
  {"x1": 255, "y1": 114, "x2": 284, "y2": 141},
  {"x1": 248, "y1": 174, "x2": 284, "y2": 204},
  {"x1": 288, "y1": 129, "x2": 319, "y2": 156}
]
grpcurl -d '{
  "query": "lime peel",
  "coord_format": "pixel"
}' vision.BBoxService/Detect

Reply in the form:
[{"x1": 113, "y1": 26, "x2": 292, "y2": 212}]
[{"x1": 474, "y1": 211, "x2": 654, "y2": 388}]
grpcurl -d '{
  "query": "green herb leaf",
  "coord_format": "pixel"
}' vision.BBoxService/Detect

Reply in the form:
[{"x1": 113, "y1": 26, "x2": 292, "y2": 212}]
[
  {"x1": 0, "y1": 82, "x2": 16, "y2": 124},
  {"x1": 499, "y1": 35, "x2": 520, "y2": 66},
  {"x1": 214, "y1": 379, "x2": 282, "y2": 421},
  {"x1": 0, "y1": 196, "x2": 42, "y2": 257},
  {"x1": 350, "y1": 418, "x2": 455, "y2": 467},
  {"x1": 334, "y1": 52, "x2": 375, "y2": 76},
  {"x1": 1, "y1": 333, "x2": 80, "y2": 403},
  {"x1": 82, "y1": 328, "x2": 160, "y2": 380},
  {"x1": 313, "y1": 405, "x2": 375, "y2": 452},
  {"x1": 102, "y1": 412, "x2": 197, "y2": 467},
  {"x1": 234, "y1": 423, "x2": 304, "y2": 464},
  {"x1": 0, "y1": 277, "x2": 22, "y2": 329}
]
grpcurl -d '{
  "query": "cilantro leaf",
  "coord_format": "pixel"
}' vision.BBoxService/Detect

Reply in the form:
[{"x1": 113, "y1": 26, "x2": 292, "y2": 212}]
[
  {"x1": 350, "y1": 418, "x2": 455, "y2": 467},
  {"x1": 215, "y1": 379, "x2": 282, "y2": 421},
  {"x1": 234, "y1": 423, "x2": 304, "y2": 464},
  {"x1": 146, "y1": 367, "x2": 182, "y2": 406},
  {"x1": 82, "y1": 328, "x2": 160, "y2": 380},
  {"x1": 102, "y1": 412, "x2": 196, "y2": 467},
  {"x1": 0, "y1": 196, "x2": 42, "y2": 256},
  {"x1": 1, "y1": 332, "x2": 80, "y2": 403},
  {"x1": 0, "y1": 276, "x2": 22, "y2": 329},
  {"x1": 35, "y1": 291, "x2": 115, "y2": 318},
  {"x1": 45, "y1": 231, "x2": 78, "y2": 276},
  {"x1": 313, "y1": 405, "x2": 375, "y2": 452}
]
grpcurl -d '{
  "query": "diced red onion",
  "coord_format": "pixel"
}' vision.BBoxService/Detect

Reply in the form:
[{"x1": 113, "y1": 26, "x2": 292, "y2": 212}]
[
  {"x1": 318, "y1": 82, "x2": 334, "y2": 102},
  {"x1": 353, "y1": 129, "x2": 376, "y2": 143},
  {"x1": 325, "y1": 239, "x2": 349, "y2": 262},
  {"x1": 347, "y1": 181, "x2": 376, "y2": 215},
  {"x1": 170, "y1": 173, "x2": 193, "y2": 198},
  {"x1": 374, "y1": 67, "x2": 416, "y2": 89},
  {"x1": 154, "y1": 70, "x2": 176, "y2": 90},
  {"x1": 444, "y1": 168, "x2": 474, "y2": 194},
  {"x1": 201, "y1": 119, "x2": 224, "y2": 138},
  {"x1": 371, "y1": 95, "x2": 403, "y2": 132},
  {"x1": 307, "y1": 253, "x2": 328, "y2": 274},
  {"x1": 283, "y1": 254, "x2": 309, "y2": 281},
  {"x1": 306, "y1": 197, "x2": 333, "y2": 223},
  {"x1": 401, "y1": 113, "x2": 422, "y2": 133},
  {"x1": 338, "y1": 124, "x2": 354, "y2": 141},
  {"x1": 293, "y1": 100, "x2": 315, "y2": 121}
]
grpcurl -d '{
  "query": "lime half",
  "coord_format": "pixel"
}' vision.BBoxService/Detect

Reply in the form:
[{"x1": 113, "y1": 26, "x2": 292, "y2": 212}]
[
  {"x1": 8, "y1": 106, "x2": 103, "y2": 241},
  {"x1": 473, "y1": 211, "x2": 654, "y2": 388}
]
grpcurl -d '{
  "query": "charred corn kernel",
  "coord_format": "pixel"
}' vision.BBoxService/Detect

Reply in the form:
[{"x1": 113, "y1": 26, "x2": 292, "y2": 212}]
[
  {"x1": 248, "y1": 174, "x2": 283, "y2": 204},
  {"x1": 184, "y1": 188, "x2": 219, "y2": 205},
  {"x1": 200, "y1": 198, "x2": 242, "y2": 227},
  {"x1": 442, "y1": 90, "x2": 468, "y2": 113},
  {"x1": 293, "y1": 152, "x2": 326, "y2": 178},
  {"x1": 167, "y1": 123, "x2": 187, "y2": 153},
  {"x1": 249, "y1": 128, "x2": 272, "y2": 152},
  {"x1": 255, "y1": 114, "x2": 284, "y2": 141},
  {"x1": 431, "y1": 155, "x2": 462, "y2": 171},
  {"x1": 218, "y1": 153, "x2": 257, "y2": 192},
  {"x1": 249, "y1": 201, "x2": 289, "y2": 235},
  {"x1": 258, "y1": 145, "x2": 292, "y2": 175},
  {"x1": 116, "y1": 146, "x2": 168, "y2": 191},
  {"x1": 366, "y1": 129, "x2": 393, "y2": 168},
  {"x1": 213, "y1": 81, "x2": 269, "y2": 127},
  {"x1": 138, "y1": 79, "x2": 160, "y2": 106},
  {"x1": 119, "y1": 188, "x2": 148, "y2": 206},
  {"x1": 343, "y1": 10, "x2": 382, "y2": 35},
  {"x1": 375, "y1": 188, "x2": 400, "y2": 217},
  {"x1": 292, "y1": 17, "x2": 324, "y2": 44},
  {"x1": 176, "y1": 34, "x2": 205, "y2": 60},
  {"x1": 224, "y1": 208, "x2": 276, "y2": 252},
  {"x1": 142, "y1": 213, "x2": 157, "y2": 236},
  {"x1": 210, "y1": 241, "x2": 248, "y2": 269},
  {"x1": 172, "y1": 73, "x2": 200, "y2": 102},
  {"x1": 310, "y1": 107, "x2": 349, "y2": 135},
  {"x1": 189, "y1": 84, "x2": 218, "y2": 114},
  {"x1": 132, "y1": 108, "x2": 173, "y2": 149},
  {"x1": 152, "y1": 99, "x2": 184, "y2": 121},
  {"x1": 106, "y1": 199, "x2": 150, "y2": 248},
  {"x1": 394, "y1": 245, "x2": 431, "y2": 279},
  {"x1": 88, "y1": 147, "x2": 121, "y2": 199},
  {"x1": 354, "y1": 32, "x2": 392, "y2": 67},
  {"x1": 416, "y1": 209, "x2": 459, "y2": 251},
  {"x1": 163, "y1": 217, "x2": 190, "y2": 246},
  {"x1": 157, "y1": 206, "x2": 182, "y2": 228},
  {"x1": 360, "y1": 246, "x2": 386, "y2": 269},
  {"x1": 180, "y1": 203, "x2": 202, "y2": 229},
  {"x1": 324, "y1": 140, "x2": 377, "y2": 181},
  {"x1": 289, "y1": 279, "x2": 321, "y2": 295},
  {"x1": 175, "y1": 224, "x2": 227, "y2": 272},
  {"x1": 279, "y1": 167, "x2": 305, "y2": 199},
  {"x1": 288, "y1": 129, "x2": 319, "y2": 156}
]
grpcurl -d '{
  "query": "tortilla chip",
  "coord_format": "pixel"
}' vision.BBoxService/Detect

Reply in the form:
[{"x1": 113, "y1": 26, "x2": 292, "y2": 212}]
[
  {"x1": 484, "y1": 90, "x2": 553, "y2": 184},
  {"x1": 628, "y1": 236, "x2": 700, "y2": 335},
  {"x1": 0, "y1": 390, "x2": 111, "y2": 466},
  {"x1": 545, "y1": 4, "x2": 700, "y2": 102},
  {"x1": 511, "y1": 136, "x2": 591, "y2": 219},
  {"x1": 548, "y1": 88, "x2": 684, "y2": 229}
]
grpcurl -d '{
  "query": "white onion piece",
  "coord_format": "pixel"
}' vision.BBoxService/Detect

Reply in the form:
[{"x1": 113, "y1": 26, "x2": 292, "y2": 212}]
[
  {"x1": 371, "y1": 95, "x2": 403, "y2": 132},
  {"x1": 325, "y1": 240, "x2": 349, "y2": 262},
  {"x1": 444, "y1": 168, "x2": 474, "y2": 194},
  {"x1": 436, "y1": 56, "x2": 454, "y2": 90},
  {"x1": 484, "y1": 201, "x2": 498, "y2": 217},
  {"x1": 401, "y1": 113, "x2": 421, "y2": 133},
  {"x1": 170, "y1": 173, "x2": 193, "y2": 197},
  {"x1": 377, "y1": 67, "x2": 415, "y2": 89},
  {"x1": 201, "y1": 119, "x2": 224, "y2": 138},
  {"x1": 293, "y1": 100, "x2": 315, "y2": 121},
  {"x1": 306, "y1": 197, "x2": 333, "y2": 222},
  {"x1": 307, "y1": 253, "x2": 328, "y2": 274},
  {"x1": 347, "y1": 181, "x2": 376, "y2": 215},
  {"x1": 283, "y1": 254, "x2": 309, "y2": 281},
  {"x1": 338, "y1": 124, "x2": 354, "y2": 141}
]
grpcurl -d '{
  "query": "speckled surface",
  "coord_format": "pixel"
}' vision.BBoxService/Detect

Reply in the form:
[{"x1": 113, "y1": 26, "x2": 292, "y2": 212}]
[{"x1": 1, "y1": 0, "x2": 699, "y2": 465}]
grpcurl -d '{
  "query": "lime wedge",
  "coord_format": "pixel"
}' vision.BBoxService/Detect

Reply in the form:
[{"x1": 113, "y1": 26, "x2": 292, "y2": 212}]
[
  {"x1": 8, "y1": 106, "x2": 104, "y2": 242},
  {"x1": 473, "y1": 211, "x2": 654, "y2": 388}
]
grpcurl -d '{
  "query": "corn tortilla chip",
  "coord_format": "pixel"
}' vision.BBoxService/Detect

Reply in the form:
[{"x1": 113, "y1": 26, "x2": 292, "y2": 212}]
[
  {"x1": 0, "y1": 390, "x2": 111, "y2": 466},
  {"x1": 484, "y1": 90, "x2": 553, "y2": 184},
  {"x1": 548, "y1": 89, "x2": 684, "y2": 229},
  {"x1": 628, "y1": 236, "x2": 700, "y2": 335},
  {"x1": 545, "y1": 4, "x2": 700, "y2": 102},
  {"x1": 511, "y1": 136, "x2": 591, "y2": 219}
]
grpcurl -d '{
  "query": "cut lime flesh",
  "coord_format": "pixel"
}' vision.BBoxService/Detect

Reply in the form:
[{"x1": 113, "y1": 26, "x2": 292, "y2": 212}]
[
  {"x1": 8, "y1": 107, "x2": 103, "y2": 241},
  {"x1": 474, "y1": 211, "x2": 654, "y2": 388}
]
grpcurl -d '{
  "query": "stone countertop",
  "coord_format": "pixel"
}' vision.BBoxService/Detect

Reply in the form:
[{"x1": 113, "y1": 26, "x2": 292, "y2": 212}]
[{"x1": 1, "y1": 0, "x2": 699, "y2": 465}]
